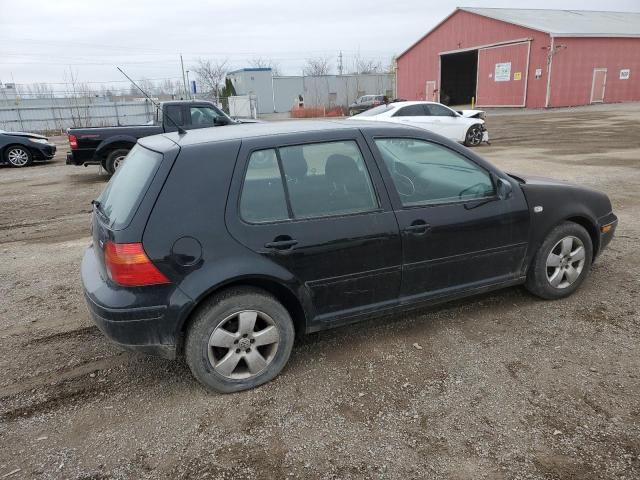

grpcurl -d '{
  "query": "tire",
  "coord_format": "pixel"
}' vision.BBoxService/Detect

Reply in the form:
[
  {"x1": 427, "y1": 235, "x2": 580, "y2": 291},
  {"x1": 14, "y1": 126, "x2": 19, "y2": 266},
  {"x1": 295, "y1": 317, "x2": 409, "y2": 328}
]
[
  {"x1": 104, "y1": 148, "x2": 130, "y2": 175},
  {"x1": 349, "y1": 109, "x2": 357, "y2": 116},
  {"x1": 525, "y1": 222, "x2": 593, "y2": 300},
  {"x1": 5, "y1": 145, "x2": 33, "y2": 168},
  {"x1": 185, "y1": 287, "x2": 295, "y2": 393},
  {"x1": 464, "y1": 124, "x2": 484, "y2": 147}
]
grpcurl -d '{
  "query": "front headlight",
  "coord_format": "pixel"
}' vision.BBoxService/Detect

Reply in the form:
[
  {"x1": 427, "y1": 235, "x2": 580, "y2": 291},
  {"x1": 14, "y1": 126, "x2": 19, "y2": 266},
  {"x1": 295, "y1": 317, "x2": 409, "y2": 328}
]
[{"x1": 29, "y1": 138, "x2": 49, "y2": 144}]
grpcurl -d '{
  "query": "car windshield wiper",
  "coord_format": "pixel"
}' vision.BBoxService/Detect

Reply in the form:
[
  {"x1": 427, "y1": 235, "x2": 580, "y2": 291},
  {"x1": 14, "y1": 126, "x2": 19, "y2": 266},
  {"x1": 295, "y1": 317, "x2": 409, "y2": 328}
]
[{"x1": 91, "y1": 199, "x2": 108, "y2": 221}]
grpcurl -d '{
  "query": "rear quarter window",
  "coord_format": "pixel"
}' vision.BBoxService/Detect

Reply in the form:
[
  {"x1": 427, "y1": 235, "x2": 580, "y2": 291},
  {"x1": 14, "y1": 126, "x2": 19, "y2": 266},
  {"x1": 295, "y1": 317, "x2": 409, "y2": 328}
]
[{"x1": 98, "y1": 145, "x2": 163, "y2": 230}]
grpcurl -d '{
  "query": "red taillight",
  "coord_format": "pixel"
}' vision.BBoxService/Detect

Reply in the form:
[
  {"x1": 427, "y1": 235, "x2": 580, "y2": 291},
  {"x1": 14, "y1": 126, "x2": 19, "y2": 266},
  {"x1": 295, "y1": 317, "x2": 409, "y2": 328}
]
[
  {"x1": 68, "y1": 134, "x2": 78, "y2": 149},
  {"x1": 104, "y1": 242, "x2": 169, "y2": 286}
]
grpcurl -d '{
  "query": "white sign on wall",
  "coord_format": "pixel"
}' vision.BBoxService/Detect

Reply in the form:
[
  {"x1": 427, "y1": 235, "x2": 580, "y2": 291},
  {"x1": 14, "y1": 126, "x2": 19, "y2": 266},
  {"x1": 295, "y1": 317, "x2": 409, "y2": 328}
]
[
  {"x1": 620, "y1": 69, "x2": 631, "y2": 80},
  {"x1": 495, "y1": 62, "x2": 511, "y2": 82}
]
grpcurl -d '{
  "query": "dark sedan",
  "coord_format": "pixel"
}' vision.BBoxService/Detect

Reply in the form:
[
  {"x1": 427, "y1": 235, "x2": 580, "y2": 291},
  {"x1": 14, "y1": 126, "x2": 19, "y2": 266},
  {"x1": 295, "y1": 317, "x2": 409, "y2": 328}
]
[
  {"x1": 0, "y1": 129, "x2": 56, "y2": 167},
  {"x1": 82, "y1": 120, "x2": 616, "y2": 393},
  {"x1": 348, "y1": 94, "x2": 386, "y2": 116}
]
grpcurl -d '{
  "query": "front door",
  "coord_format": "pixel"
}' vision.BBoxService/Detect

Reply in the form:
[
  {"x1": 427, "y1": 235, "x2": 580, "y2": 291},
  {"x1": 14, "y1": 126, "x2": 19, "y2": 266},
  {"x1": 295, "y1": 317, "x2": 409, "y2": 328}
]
[
  {"x1": 591, "y1": 68, "x2": 607, "y2": 103},
  {"x1": 226, "y1": 132, "x2": 402, "y2": 324},
  {"x1": 366, "y1": 135, "x2": 529, "y2": 301}
]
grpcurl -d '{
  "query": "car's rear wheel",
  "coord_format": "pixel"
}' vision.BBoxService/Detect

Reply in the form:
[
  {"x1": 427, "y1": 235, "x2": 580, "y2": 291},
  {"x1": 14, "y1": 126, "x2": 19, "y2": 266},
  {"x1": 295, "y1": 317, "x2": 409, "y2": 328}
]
[
  {"x1": 5, "y1": 145, "x2": 33, "y2": 168},
  {"x1": 185, "y1": 287, "x2": 295, "y2": 393},
  {"x1": 525, "y1": 222, "x2": 593, "y2": 299},
  {"x1": 104, "y1": 148, "x2": 130, "y2": 175},
  {"x1": 464, "y1": 124, "x2": 484, "y2": 147}
]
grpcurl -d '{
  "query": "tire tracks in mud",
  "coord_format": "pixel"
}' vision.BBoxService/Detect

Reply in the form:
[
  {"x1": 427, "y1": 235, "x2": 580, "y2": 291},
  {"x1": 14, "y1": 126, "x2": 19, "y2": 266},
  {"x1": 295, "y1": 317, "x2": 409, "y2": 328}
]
[{"x1": 0, "y1": 352, "x2": 131, "y2": 421}]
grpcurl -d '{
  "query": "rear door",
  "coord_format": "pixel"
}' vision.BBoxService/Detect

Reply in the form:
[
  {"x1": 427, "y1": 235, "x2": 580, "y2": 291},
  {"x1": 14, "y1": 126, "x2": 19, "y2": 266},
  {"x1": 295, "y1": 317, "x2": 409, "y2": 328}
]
[
  {"x1": 225, "y1": 131, "x2": 402, "y2": 324},
  {"x1": 365, "y1": 134, "x2": 529, "y2": 301}
]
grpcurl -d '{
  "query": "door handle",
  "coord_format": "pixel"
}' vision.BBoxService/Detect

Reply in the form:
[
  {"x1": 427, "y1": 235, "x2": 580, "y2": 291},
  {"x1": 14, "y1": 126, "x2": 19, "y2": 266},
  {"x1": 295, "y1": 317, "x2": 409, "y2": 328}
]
[
  {"x1": 264, "y1": 239, "x2": 298, "y2": 250},
  {"x1": 403, "y1": 221, "x2": 431, "y2": 234}
]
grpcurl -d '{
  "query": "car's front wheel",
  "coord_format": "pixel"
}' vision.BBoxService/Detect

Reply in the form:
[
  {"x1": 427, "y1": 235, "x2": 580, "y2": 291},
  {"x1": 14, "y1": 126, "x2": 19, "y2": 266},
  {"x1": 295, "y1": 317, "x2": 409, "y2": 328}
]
[
  {"x1": 5, "y1": 145, "x2": 33, "y2": 168},
  {"x1": 525, "y1": 222, "x2": 593, "y2": 299},
  {"x1": 185, "y1": 287, "x2": 295, "y2": 393},
  {"x1": 464, "y1": 124, "x2": 484, "y2": 147}
]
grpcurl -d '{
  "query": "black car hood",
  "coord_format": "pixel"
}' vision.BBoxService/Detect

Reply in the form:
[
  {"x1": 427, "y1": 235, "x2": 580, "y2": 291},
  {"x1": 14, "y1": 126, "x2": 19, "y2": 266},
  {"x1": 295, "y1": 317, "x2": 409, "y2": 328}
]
[
  {"x1": 3, "y1": 131, "x2": 48, "y2": 140},
  {"x1": 507, "y1": 172, "x2": 574, "y2": 186}
]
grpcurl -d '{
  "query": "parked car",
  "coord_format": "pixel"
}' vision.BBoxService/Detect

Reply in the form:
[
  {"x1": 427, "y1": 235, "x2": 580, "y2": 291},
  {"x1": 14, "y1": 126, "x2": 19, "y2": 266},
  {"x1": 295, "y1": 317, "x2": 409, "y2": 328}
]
[
  {"x1": 348, "y1": 95, "x2": 386, "y2": 116},
  {"x1": 350, "y1": 101, "x2": 489, "y2": 147},
  {"x1": 0, "y1": 129, "x2": 56, "y2": 167},
  {"x1": 82, "y1": 120, "x2": 617, "y2": 393},
  {"x1": 66, "y1": 100, "x2": 250, "y2": 174}
]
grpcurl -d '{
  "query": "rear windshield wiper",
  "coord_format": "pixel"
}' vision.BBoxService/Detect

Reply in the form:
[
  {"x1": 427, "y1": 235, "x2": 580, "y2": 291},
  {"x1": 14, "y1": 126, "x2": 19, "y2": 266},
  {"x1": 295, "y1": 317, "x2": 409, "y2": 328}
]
[{"x1": 91, "y1": 199, "x2": 108, "y2": 221}]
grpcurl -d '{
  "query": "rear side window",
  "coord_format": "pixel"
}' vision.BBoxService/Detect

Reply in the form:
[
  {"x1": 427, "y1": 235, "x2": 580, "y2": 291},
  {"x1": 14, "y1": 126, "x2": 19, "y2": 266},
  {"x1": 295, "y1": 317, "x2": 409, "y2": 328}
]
[
  {"x1": 280, "y1": 141, "x2": 378, "y2": 218},
  {"x1": 393, "y1": 105, "x2": 427, "y2": 117},
  {"x1": 97, "y1": 145, "x2": 163, "y2": 229},
  {"x1": 240, "y1": 150, "x2": 289, "y2": 223},
  {"x1": 239, "y1": 141, "x2": 378, "y2": 223}
]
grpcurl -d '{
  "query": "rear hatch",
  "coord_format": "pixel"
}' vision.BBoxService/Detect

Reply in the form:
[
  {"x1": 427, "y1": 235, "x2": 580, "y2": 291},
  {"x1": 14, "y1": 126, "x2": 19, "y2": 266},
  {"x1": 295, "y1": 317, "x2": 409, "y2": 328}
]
[{"x1": 91, "y1": 138, "x2": 178, "y2": 282}]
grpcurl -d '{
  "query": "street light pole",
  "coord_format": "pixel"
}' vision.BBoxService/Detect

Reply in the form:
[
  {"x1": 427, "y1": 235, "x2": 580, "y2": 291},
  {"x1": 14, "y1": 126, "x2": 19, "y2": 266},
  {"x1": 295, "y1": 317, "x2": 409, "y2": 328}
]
[{"x1": 180, "y1": 54, "x2": 188, "y2": 100}]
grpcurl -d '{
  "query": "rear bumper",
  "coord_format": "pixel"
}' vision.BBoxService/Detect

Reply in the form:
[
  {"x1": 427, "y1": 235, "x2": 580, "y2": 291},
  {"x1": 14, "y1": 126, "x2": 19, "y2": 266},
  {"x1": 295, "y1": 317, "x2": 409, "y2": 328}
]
[
  {"x1": 67, "y1": 149, "x2": 99, "y2": 166},
  {"x1": 81, "y1": 245, "x2": 193, "y2": 359}
]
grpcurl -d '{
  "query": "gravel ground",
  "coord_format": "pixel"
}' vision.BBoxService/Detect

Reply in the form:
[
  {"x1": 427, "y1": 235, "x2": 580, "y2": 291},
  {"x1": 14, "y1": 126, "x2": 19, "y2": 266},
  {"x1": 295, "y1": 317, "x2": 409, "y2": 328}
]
[{"x1": 0, "y1": 104, "x2": 639, "y2": 480}]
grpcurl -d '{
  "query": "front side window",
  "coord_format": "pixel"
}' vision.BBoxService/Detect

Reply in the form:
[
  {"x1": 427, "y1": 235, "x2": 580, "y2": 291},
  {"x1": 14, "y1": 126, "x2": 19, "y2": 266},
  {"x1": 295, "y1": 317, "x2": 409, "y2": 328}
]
[
  {"x1": 240, "y1": 149, "x2": 289, "y2": 223},
  {"x1": 374, "y1": 138, "x2": 495, "y2": 206},
  {"x1": 393, "y1": 105, "x2": 427, "y2": 117},
  {"x1": 190, "y1": 107, "x2": 222, "y2": 128},
  {"x1": 279, "y1": 141, "x2": 378, "y2": 218}
]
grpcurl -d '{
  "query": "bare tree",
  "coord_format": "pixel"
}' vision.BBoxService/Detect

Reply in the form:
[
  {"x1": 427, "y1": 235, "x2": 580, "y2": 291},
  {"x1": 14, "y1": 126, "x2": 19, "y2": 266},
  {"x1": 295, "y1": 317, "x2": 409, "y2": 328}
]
[
  {"x1": 385, "y1": 56, "x2": 397, "y2": 74},
  {"x1": 193, "y1": 58, "x2": 229, "y2": 102},
  {"x1": 249, "y1": 57, "x2": 282, "y2": 76},
  {"x1": 351, "y1": 53, "x2": 382, "y2": 74},
  {"x1": 159, "y1": 79, "x2": 180, "y2": 97},
  {"x1": 303, "y1": 57, "x2": 332, "y2": 76},
  {"x1": 25, "y1": 83, "x2": 55, "y2": 99}
]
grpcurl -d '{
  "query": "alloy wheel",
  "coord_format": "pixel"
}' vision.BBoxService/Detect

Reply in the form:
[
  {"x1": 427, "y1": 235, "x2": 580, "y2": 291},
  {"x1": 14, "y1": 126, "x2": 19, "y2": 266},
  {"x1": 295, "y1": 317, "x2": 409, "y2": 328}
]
[
  {"x1": 7, "y1": 147, "x2": 30, "y2": 166},
  {"x1": 546, "y1": 235, "x2": 586, "y2": 289},
  {"x1": 207, "y1": 310, "x2": 280, "y2": 379},
  {"x1": 467, "y1": 126, "x2": 483, "y2": 146}
]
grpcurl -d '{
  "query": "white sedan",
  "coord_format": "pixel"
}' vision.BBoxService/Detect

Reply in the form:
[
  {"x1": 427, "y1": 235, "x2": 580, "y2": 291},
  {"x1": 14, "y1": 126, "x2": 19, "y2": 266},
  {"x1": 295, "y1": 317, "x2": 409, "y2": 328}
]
[{"x1": 349, "y1": 101, "x2": 489, "y2": 147}]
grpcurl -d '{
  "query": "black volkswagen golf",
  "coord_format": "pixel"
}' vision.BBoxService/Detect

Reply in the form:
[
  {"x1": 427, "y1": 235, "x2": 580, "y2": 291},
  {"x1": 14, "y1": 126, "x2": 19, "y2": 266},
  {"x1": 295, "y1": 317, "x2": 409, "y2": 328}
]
[{"x1": 82, "y1": 121, "x2": 617, "y2": 393}]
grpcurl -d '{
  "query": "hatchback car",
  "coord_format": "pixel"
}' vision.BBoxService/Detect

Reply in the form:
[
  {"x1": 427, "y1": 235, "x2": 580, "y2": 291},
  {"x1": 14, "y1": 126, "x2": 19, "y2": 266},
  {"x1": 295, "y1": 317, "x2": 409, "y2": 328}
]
[{"x1": 82, "y1": 121, "x2": 617, "y2": 393}]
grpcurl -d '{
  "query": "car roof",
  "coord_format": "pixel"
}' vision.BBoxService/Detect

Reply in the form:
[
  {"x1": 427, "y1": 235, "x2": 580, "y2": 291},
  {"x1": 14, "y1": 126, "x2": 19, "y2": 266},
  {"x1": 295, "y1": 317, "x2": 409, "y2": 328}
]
[{"x1": 154, "y1": 119, "x2": 411, "y2": 147}]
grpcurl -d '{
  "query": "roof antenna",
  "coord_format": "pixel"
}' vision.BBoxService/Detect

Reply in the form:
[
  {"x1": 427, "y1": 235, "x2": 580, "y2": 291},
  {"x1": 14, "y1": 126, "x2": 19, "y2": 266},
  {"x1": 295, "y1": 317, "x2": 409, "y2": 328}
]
[{"x1": 116, "y1": 66, "x2": 187, "y2": 135}]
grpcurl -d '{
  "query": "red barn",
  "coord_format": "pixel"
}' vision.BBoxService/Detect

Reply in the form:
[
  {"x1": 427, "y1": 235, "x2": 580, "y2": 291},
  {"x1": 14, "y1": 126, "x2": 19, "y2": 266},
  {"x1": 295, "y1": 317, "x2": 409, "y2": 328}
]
[{"x1": 396, "y1": 8, "x2": 640, "y2": 108}]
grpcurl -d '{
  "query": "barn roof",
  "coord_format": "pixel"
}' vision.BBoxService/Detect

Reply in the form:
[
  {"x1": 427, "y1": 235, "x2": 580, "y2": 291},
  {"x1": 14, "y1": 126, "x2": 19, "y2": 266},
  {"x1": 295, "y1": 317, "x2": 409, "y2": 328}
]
[
  {"x1": 397, "y1": 8, "x2": 640, "y2": 59},
  {"x1": 461, "y1": 8, "x2": 640, "y2": 38}
]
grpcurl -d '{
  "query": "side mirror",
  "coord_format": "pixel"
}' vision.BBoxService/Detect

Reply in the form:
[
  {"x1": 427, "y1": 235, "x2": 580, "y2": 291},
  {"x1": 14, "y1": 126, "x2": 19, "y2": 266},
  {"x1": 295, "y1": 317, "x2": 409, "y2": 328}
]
[
  {"x1": 214, "y1": 116, "x2": 231, "y2": 126},
  {"x1": 496, "y1": 177, "x2": 513, "y2": 200}
]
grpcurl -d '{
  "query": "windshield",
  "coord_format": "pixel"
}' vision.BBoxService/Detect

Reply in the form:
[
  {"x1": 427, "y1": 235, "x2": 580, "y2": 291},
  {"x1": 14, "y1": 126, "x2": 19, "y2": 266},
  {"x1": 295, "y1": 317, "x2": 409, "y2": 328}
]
[
  {"x1": 355, "y1": 104, "x2": 394, "y2": 117},
  {"x1": 97, "y1": 144, "x2": 163, "y2": 230}
]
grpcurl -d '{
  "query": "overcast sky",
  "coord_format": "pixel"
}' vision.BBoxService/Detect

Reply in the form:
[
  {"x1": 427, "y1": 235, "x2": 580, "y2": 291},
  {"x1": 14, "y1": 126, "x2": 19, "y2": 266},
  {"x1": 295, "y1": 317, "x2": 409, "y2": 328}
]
[{"x1": 1, "y1": 0, "x2": 639, "y2": 88}]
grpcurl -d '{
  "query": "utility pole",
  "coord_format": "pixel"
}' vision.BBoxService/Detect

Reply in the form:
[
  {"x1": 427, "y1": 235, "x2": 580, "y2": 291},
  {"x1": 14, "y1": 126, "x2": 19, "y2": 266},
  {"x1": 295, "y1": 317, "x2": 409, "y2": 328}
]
[
  {"x1": 186, "y1": 70, "x2": 193, "y2": 100},
  {"x1": 180, "y1": 54, "x2": 188, "y2": 100},
  {"x1": 338, "y1": 51, "x2": 343, "y2": 76}
]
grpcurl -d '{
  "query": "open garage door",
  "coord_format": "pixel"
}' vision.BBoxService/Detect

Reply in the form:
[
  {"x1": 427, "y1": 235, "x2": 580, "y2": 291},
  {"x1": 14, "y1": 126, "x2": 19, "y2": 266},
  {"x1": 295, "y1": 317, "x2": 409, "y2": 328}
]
[{"x1": 476, "y1": 41, "x2": 530, "y2": 107}]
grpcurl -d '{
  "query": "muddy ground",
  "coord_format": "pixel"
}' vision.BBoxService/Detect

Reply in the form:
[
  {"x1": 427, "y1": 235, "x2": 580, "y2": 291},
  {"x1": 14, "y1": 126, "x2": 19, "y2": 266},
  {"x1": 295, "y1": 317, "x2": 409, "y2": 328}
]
[{"x1": 1, "y1": 104, "x2": 639, "y2": 479}]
